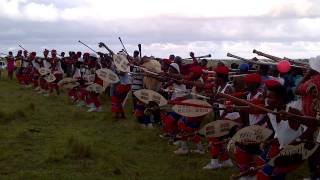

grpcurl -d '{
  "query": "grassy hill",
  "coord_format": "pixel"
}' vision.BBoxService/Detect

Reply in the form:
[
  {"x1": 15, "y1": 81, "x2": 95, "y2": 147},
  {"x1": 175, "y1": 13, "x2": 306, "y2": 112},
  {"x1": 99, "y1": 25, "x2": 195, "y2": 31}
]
[{"x1": 0, "y1": 74, "x2": 310, "y2": 180}]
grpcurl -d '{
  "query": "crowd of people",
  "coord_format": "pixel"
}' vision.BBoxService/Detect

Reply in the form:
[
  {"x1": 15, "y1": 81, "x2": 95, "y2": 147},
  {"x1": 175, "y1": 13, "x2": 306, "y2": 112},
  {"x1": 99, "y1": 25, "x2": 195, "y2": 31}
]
[{"x1": 1, "y1": 43, "x2": 320, "y2": 180}]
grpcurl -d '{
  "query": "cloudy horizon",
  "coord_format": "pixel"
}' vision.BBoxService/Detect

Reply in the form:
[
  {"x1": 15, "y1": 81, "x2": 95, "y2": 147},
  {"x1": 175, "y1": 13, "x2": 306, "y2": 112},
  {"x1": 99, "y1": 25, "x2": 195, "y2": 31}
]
[{"x1": 0, "y1": 0, "x2": 320, "y2": 59}]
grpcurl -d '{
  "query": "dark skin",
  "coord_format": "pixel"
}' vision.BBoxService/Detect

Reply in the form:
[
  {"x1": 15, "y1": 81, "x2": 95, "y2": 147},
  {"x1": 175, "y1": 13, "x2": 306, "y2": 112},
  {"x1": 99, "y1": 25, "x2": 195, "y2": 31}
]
[
  {"x1": 161, "y1": 60, "x2": 171, "y2": 72},
  {"x1": 43, "y1": 51, "x2": 49, "y2": 58},
  {"x1": 76, "y1": 52, "x2": 82, "y2": 59},
  {"x1": 233, "y1": 87, "x2": 319, "y2": 127},
  {"x1": 51, "y1": 51, "x2": 57, "y2": 59},
  {"x1": 162, "y1": 67, "x2": 181, "y2": 89},
  {"x1": 200, "y1": 59, "x2": 208, "y2": 67},
  {"x1": 174, "y1": 56, "x2": 182, "y2": 65},
  {"x1": 295, "y1": 69, "x2": 318, "y2": 96},
  {"x1": 23, "y1": 51, "x2": 28, "y2": 58},
  {"x1": 169, "y1": 55, "x2": 175, "y2": 61}
]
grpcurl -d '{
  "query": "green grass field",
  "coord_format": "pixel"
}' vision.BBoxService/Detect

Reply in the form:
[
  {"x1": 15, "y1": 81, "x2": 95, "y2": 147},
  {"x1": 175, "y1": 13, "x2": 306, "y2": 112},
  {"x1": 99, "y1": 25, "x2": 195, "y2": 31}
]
[{"x1": 0, "y1": 72, "x2": 310, "y2": 180}]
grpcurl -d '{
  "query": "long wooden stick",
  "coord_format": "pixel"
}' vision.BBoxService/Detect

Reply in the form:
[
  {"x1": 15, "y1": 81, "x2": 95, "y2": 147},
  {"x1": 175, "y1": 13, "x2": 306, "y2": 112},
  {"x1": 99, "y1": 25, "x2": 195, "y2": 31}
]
[
  {"x1": 78, "y1": 40, "x2": 98, "y2": 54},
  {"x1": 216, "y1": 92, "x2": 320, "y2": 126},
  {"x1": 118, "y1": 37, "x2": 128, "y2": 55},
  {"x1": 253, "y1": 49, "x2": 282, "y2": 61},
  {"x1": 227, "y1": 53, "x2": 307, "y2": 69},
  {"x1": 183, "y1": 54, "x2": 211, "y2": 60},
  {"x1": 253, "y1": 49, "x2": 309, "y2": 69},
  {"x1": 283, "y1": 57, "x2": 309, "y2": 67},
  {"x1": 134, "y1": 62, "x2": 317, "y2": 125},
  {"x1": 227, "y1": 53, "x2": 262, "y2": 65},
  {"x1": 18, "y1": 44, "x2": 27, "y2": 51}
]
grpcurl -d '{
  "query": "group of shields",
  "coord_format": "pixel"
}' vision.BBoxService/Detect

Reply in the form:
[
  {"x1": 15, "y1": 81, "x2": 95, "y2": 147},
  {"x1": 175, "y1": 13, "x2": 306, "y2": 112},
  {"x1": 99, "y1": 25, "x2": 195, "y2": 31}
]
[{"x1": 51, "y1": 52, "x2": 318, "y2": 175}]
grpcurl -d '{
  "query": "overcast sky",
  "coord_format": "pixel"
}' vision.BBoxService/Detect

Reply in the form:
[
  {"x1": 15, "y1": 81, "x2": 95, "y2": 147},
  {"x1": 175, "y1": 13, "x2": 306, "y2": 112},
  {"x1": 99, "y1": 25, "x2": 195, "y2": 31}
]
[{"x1": 0, "y1": 0, "x2": 319, "y2": 58}]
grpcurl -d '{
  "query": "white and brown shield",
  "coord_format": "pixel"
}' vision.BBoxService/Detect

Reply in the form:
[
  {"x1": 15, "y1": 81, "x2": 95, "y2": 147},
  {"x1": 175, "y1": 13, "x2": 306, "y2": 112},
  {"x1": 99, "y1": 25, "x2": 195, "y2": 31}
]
[
  {"x1": 269, "y1": 142, "x2": 319, "y2": 167},
  {"x1": 44, "y1": 73, "x2": 56, "y2": 83},
  {"x1": 232, "y1": 125, "x2": 273, "y2": 144},
  {"x1": 113, "y1": 54, "x2": 130, "y2": 72},
  {"x1": 198, "y1": 120, "x2": 239, "y2": 138},
  {"x1": 86, "y1": 83, "x2": 104, "y2": 94},
  {"x1": 172, "y1": 99, "x2": 212, "y2": 117},
  {"x1": 133, "y1": 89, "x2": 167, "y2": 106},
  {"x1": 96, "y1": 68, "x2": 119, "y2": 83},
  {"x1": 38, "y1": 67, "x2": 50, "y2": 76},
  {"x1": 57, "y1": 78, "x2": 77, "y2": 86},
  {"x1": 63, "y1": 82, "x2": 80, "y2": 89}
]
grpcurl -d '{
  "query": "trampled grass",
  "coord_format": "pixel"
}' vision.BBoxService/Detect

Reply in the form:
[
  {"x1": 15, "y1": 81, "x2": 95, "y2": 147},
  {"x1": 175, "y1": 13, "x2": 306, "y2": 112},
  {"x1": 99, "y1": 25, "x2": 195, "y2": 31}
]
[{"x1": 0, "y1": 74, "x2": 310, "y2": 180}]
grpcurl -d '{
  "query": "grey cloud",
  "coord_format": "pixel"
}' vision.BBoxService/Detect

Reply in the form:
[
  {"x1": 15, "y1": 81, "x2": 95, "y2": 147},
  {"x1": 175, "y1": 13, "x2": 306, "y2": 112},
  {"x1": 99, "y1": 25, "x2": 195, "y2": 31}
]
[
  {"x1": 1, "y1": 0, "x2": 320, "y2": 58},
  {"x1": 1, "y1": 16, "x2": 320, "y2": 44}
]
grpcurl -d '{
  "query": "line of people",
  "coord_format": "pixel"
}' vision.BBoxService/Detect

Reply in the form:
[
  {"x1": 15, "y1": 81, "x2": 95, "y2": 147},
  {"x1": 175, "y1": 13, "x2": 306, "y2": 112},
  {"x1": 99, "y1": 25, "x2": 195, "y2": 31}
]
[{"x1": 1, "y1": 45, "x2": 320, "y2": 179}]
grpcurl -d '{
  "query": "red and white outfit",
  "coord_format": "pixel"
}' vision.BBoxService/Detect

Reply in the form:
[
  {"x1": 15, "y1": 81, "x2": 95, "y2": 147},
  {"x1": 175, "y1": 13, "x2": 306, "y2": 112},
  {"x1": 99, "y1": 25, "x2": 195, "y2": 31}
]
[{"x1": 48, "y1": 58, "x2": 64, "y2": 94}]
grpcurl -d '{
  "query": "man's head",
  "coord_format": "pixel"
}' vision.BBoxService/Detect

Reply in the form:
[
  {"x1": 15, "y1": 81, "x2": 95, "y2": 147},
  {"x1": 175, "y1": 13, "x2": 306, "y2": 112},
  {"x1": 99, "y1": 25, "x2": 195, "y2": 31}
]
[
  {"x1": 23, "y1": 50, "x2": 28, "y2": 57},
  {"x1": 30, "y1": 52, "x2": 37, "y2": 59},
  {"x1": 43, "y1": 49, "x2": 49, "y2": 57},
  {"x1": 76, "y1": 51, "x2": 82, "y2": 58},
  {"x1": 133, "y1": 50, "x2": 140, "y2": 58},
  {"x1": 161, "y1": 59, "x2": 172, "y2": 72},
  {"x1": 169, "y1": 54, "x2": 175, "y2": 61},
  {"x1": 174, "y1": 56, "x2": 182, "y2": 65},
  {"x1": 243, "y1": 73, "x2": 261, "y2": 92},
  {"x1": 214, "y1": 65, "x2": 229, "y2": 86},
  {"x1": 265, "y1": 80, "x2": 294, "y2": 109},
  {"x1": 8, "y1": 51, "x2": 13, "y2": 56},
  {"x1": 51, "y1": 49, "x2": 57, "y2": 58},
  {"x1": 200, "y1": 59, "x2": 208, "y2": 67},
  {"x1": 17, "y1": 50, "x2": 22, "y2": 56},
  {"x1": 60, "y1": 52, "x2": 65, "y2": 57}
]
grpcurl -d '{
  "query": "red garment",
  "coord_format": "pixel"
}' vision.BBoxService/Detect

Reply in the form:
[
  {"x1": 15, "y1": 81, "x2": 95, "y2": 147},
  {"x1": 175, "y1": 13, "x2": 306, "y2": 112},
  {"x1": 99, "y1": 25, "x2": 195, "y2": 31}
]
[
  {"x1": 214, "y1": 66, "x2": 229, "y2": 75},
  {"x1": 94, "y1": 76, "x2": 104, "y2": 86},
  {"x1": 21, "y1": 67, "x2": 33, "y2": 85},
  {"x1": 68, "y1": 88, "x2": 77, "y2": 99},
  {"x1": 161, "y1": 112, "x2": 179, "y2": 135},
  {"x1": 264, "y1": 80, "x2": 281, "y2": 89},
  {"x1": 243, "y1": 73, "x2": 262, "y2": 84},
  {"x1": 177, "y1": 116, "x2": 203, "y2": 142},
  {"x1": 40, "y1": 78, "x2": 48, "y2": 90},
  {"x1": 235, "y1": 146, "x2": 256, "y2": 172},
  {"x1": 230, "y1": 92, "x2": 247, "y2": 98},
  {"x1": 180, "y1": 62, "x2": 198, "y2": 75},
  {"x1": 208, "y1": 137, "x2": 229, "y2": 161},
  {"x1": 6, "y1": 57, "x2": 15, "y2": 72},
  {"x1": 77, "y1": 87, "x2": 89, "y2": 102},
  {"x1": 48, "y1": 73, "x2": 63, "y2": 93},
  {"x1": 111, "y1": 84, "x2": 131, "y2": 113},
  {"x1": 256, "y1": 140, "x2": 280, "y2": 178},
  {"x1": 163, "y1": 59, "x2": 172, "y2": 65},
  {"x1": 296, "y1": 74, "x2": 320, "y2": 117},
  {"x1": 190, "y1": 66, "x2": 203, "y2": 77},
  {"x1": 86, "y1": 92, "x2": 101, "y2": 107}
]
